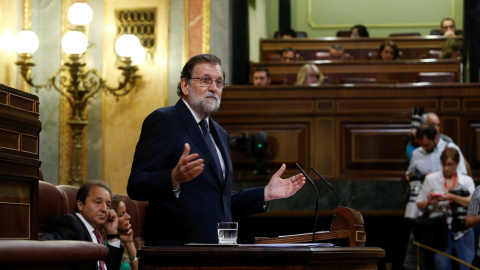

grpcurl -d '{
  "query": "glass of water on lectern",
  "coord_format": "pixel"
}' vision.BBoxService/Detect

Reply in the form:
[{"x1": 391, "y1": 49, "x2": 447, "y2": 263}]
[{"x1": 217, "y1": 222, "x2": 238, "y2": 244}]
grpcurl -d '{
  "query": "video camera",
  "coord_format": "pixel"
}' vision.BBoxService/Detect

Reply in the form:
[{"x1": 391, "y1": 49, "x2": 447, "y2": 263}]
[
  {"x1": 229, "y1": 131, "x2": 271, "y2": 175},
  {"x1": 404, "y1": 169, "x2": 426, "y2": 219},
  {"x1": 408, "y1": 168, "x2": 426, "y2": 182},
  {"x1": 405, "y1": 106, "x2": 424, "y2": 144},
  {"x1": 449, "y1": 188, "x2": 470, "y2": 233}
]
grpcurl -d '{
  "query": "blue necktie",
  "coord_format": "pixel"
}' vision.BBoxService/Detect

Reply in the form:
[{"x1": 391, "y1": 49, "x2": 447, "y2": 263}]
[{"x1": 199, "y1": 120, "x2": 222, "y2": 180}]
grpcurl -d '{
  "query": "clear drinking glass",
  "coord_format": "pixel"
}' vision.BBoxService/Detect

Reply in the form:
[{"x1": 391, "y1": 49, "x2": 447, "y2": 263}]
[{"x1": 217, "y1": 222, "x2": 238, "y2": 244}]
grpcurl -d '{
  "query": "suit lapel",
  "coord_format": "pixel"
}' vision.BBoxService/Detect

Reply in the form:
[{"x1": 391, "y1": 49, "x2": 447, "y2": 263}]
[
  {"x1": 73, "y1": 214, "x2": 94, "y2": 242},
  {"x1": 175, "y1": 100, "x2": 224, "y2": 183}
]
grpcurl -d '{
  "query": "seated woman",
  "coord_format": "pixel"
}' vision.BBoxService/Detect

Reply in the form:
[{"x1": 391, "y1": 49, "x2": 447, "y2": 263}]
[
  {"x1": 350, "y1": 24, "x2": 369, "y2": 38},
  {"x1": 440, "y1": 38, "x2": 462, "y2": 60},
  {"x1": 376, "y1": 40, "x2": 399, "y2": 61},
  {"x1": 111, "y1": 196, "x2": 138, "y2": 270},
  {"x1": 416, "y1": 147, "x2": 475, "y2": 270},
  {"x1": 295, "y1": 64, "x2": 323, "y2": 86}
]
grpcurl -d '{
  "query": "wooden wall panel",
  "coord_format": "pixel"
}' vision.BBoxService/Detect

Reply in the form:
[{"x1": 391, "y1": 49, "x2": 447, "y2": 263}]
[
  {"x1": 464, "y1": 99, "x2": 480, "y2": 111},
  {"x1": 0, "y1": 84, "x2": 40, "y2": 240},
  {"x1": 220, "y1": 121, "x2": 310, "y2": 181},
  {"x1": 443, "y1": 117, "x2": 460, "y2": 145},
  {"x1": 0, "y1": 128, "x2": 19, "y2": 150},
  {"x1": 215, "y1": 83, "x2": 480, "y2": 181},
  {"x1": 467, "y1": 123, "x2": 480, "y2": 167},
  {"x1": 314, "y1": 118, "x2": 334, "y2": 177},
  {"x1": 341, "y1": 123, "x2": 409, "y2": 178},
  {"x1": 441, "y1": 99, "x2": 460, "y2": 110},
  {"x1": 220, "y1": 100, "x2": 315, "y2": 115},
  {"x1": 336, "y1": 99, "x2": 438, "y2": 113}
]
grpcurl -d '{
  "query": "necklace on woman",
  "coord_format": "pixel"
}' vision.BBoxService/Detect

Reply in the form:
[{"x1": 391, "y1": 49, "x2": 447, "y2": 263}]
[{"x1": 443, "y1": 173, "x2": 457, "y2": 191}]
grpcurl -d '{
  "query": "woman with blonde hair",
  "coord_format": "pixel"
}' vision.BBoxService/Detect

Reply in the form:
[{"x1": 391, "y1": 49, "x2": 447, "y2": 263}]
[
  {"x1": 440, "y1": 38, "x2": 462, "y2": 60},
  {"x1": 295, "y1": 64, "x2": 323, "y2": 85}
]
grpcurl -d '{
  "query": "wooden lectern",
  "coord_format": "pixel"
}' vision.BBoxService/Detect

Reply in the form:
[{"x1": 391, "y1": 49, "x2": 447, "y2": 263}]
[
  {"x1": 137, "y1": 207, "x2": 384, "y2": 269},
  {"x1": 254, "y1": 206, "x2": 366, "y2": 247}
]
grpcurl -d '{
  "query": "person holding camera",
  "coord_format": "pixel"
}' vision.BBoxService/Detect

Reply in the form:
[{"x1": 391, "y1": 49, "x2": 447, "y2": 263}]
[
  {"x1": 406, "y1": 125, "x2": 467, "y2": 183},
  {"x1": 403, "y1": 124, "x2": 469, "y2": 269},
  {"x1": 404, "y1": 124, "x2": 467, "y2": 219},
  {"x1": 415, "y1": 147, "x2": 475, "y2": 270}
]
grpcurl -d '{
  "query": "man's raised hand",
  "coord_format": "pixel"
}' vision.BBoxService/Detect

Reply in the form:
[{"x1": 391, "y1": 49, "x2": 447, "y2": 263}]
[{"x1": 171, "y1": 143, "x2": 204, "y2": 187}]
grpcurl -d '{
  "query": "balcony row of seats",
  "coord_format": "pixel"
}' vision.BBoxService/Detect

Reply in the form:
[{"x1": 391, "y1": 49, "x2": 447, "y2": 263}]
[
  {"x1": 266, "y1": 49, "x2": 444, "y2": 62},
  {"x1": 276, "y1": 29, "x2": 463, "y2": 38},
  {"x1": 269, "y1": 72, "x2": 457, "y2": 85}
]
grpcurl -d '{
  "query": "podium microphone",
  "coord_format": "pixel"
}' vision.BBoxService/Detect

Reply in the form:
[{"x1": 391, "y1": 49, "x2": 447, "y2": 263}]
[
  {"x1": 311, "y1": 167, "x2": 338, "y2": 230},
  {"x1": 295, "y1": 163, "x2": 318, "y2": 243}
]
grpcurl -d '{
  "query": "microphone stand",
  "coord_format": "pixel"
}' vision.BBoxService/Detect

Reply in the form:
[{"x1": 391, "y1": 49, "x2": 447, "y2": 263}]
[
  {"x1": 295, "y1": 163, "x2": 318, "y2": 243},
  {"x1": 311, "y1": 167, "x2": 339, "y2": 230}
]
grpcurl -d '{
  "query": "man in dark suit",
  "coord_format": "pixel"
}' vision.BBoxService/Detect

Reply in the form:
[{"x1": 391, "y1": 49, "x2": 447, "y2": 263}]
[
  {"x1": 41, "y1": 181, "x2": 124, "y2": 270},
  {"x1": 127, "y1": 54, "x2": 305, "y2": 246}
]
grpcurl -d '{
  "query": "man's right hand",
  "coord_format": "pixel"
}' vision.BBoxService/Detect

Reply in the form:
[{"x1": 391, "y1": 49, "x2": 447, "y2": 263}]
[{"x1": 171, "y1": 143, "x2": 204, "y2": 187}]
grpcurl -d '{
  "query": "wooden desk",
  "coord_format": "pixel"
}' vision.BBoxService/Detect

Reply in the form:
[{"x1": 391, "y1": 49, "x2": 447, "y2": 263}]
[
  {"x1": 0, "y1": 84, "x2": 41, "y2": 239},
  {"x1": 214, "y1": 83, "x2": 480, "y2": 181},
  {"x1": 260, "y1": 36, "x2": 462, "y2": 60},
  {"x1": 251, "y1": 59, "x2": 461, "y2": 84},
  {"x1": 138, "y1": 245, "x2": 385, "y2": 270}
]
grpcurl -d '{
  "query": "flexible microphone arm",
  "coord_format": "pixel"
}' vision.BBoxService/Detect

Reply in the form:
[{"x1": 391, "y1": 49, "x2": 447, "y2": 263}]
[
  {"x1": 311, "y1": 167, "x2": 338, "y2": 209},
  {"x1": 295, "y1": 163, "x2": 318, "y2": 243},
  {"x1": 311, "y1": 167, "x2": 339, "y2": 230}
]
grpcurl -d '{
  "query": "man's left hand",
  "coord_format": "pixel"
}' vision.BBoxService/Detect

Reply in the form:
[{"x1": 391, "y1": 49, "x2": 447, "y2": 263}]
[
  {"x1": 103, "y1": 209, "x2": 119, "y2": 235},
  {"x1": 264, "y1": 163, "x2": 305, "y2": 202}
]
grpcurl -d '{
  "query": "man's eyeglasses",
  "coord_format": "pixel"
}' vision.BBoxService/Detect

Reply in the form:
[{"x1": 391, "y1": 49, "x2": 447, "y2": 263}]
[{"x1": 191, "y1": 76, "x2": 227, "y2": 89}]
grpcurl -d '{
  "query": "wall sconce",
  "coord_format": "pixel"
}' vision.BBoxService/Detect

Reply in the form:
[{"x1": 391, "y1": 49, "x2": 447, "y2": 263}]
[{"x1": 14, "y1": 2, "x2": 144, "y2": 186}]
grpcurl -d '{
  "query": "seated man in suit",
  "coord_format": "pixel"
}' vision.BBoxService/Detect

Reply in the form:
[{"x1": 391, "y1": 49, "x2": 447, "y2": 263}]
[
  {"x1": 41, "y1": 181, "x2": 124, "y2": 270},
  {"x1": 127, "y1": 54, "x2": 306, "y2": 246}
]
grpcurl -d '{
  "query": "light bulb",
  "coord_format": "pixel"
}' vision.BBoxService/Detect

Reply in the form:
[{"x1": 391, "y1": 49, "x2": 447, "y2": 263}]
[
  {"x1": 61, "y1": 31, "x2": 88, "y2": 54},
  {"x1": 132, "y1": 45, "x2": 146, "y2": 65},
  {"x1": 68, "y1": 3, "x2": 93, "y2": 26},
  {"x1": 115, "y1": 34, "x2": 141, "y2": 58},
  {"x1": 14, "y1": 30, "x2": 39, "y2": 54}
]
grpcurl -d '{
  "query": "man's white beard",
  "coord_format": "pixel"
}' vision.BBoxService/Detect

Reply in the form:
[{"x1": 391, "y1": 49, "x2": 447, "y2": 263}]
[{"x1": 188, "y1": 86, "x2": 221, "y2": 116}]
